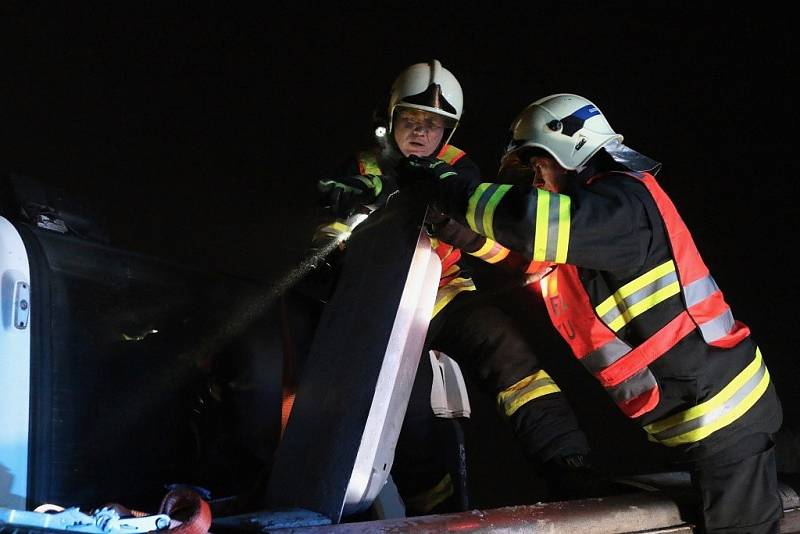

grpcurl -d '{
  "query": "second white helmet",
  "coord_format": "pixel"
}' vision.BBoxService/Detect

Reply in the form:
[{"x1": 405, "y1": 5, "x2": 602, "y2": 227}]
[
  {"x1": 387, "y1": 59, "x2": 463, "y2": 144},
  {"x1": 504, "y1": 93, "x2": 623, "y2": 171}
]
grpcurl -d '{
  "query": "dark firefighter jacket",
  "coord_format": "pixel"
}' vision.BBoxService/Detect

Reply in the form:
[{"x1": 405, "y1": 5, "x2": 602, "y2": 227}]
[{"x1": 435, "y1": 156, "x2": 783, "y2": 461}]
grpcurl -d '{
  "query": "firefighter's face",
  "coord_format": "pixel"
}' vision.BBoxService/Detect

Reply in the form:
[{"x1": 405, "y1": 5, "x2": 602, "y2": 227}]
[
  {"x1": 499, "y1": 151, "x2": 567, "y2": 193},
  {"x1": 393, "y1": 109, "x2": 446, "y2": 157}
]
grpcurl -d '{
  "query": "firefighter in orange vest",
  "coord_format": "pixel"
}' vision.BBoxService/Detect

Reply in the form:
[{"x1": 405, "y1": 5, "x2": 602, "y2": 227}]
[
  {"x1": 314, "y1": 64, "x2": 595, "y2": 515},
  {"x1": 401, "y1": 93, "x2": 784, "y2": 533}
]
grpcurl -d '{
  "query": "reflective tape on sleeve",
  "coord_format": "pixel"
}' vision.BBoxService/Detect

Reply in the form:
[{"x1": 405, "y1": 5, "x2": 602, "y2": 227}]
[
  {"x1": 469, "y1": 238, "x2": 510, "y2": 263},
  {"x1": 497, "y1": 370, "x2": 561, "y2": 417},
  {"x1": 533, "y1": 191, "x2": 570, "y2": 263},
  {"x1": 466, "y1": 183, "x2": 513, "y2": 241}
]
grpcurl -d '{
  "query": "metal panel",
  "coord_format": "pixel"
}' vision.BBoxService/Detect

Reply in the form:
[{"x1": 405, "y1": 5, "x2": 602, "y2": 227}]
[
  {"x1": 265, "y1": 195, "x2": 439, "y2": 523},
  {"x1": 0, "y1": 216, "x2": 32, "y2": 509}
]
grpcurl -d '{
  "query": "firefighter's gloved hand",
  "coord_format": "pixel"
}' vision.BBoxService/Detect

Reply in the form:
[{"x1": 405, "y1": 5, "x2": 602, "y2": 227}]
[
  {"x1": 541, "y1": 453, "x2": 608, "y2": 501},
  {"x1": 398, "y1": 155, "x2": 460, "y2": 186},
  {"x1": 317, "y1": 174, "x2": 397, "y2": 218},
  {"x1": 424, "y1": 205, "x2": 449, "y2": 229},
  {"x1": 428, "y1": 217, "x2": 487, "y2": 252}
]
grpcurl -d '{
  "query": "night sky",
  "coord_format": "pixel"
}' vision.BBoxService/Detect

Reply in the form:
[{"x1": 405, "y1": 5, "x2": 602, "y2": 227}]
[{"x1": 2, "y1": 2, "x2": 799, "y2": 508}]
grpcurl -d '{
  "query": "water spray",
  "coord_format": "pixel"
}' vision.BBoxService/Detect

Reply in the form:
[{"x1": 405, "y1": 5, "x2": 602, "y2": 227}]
[{"x1": 183, "y1": 206, "x2": 378, "y2": 366}]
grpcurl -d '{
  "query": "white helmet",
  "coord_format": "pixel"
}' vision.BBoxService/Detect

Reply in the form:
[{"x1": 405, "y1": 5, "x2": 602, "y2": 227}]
[
  {"x1": 387, "y1": 59, "x2": 463, "y2": 145},
  {"x1": 504, "y1": 93, "x2": 623, "y2": 170}
]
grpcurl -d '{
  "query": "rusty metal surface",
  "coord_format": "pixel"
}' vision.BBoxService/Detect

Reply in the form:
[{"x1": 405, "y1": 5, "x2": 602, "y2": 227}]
[
  {"x1": 254, "y1": 492, "x2": 800, "y2": 534},
  {"x1": 781, "y1": 508, "x2": 800, "y2": 533},
  {"x1": 264, "y1": 492, "x2": 693, "y2": 533}
]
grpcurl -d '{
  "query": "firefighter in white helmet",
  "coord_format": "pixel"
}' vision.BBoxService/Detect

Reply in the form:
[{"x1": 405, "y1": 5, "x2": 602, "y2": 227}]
[
  {"x1": 314, "y1": 66, "x2": 599, "y2": 515},
  {"x1": 402, "y1": 93, "x2": 784, "y2": 533}
]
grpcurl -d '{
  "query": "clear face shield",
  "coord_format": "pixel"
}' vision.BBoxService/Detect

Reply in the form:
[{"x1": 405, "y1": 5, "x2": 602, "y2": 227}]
[{"x1": 602, "y1": 139, "x2": 662, "y2": 175}]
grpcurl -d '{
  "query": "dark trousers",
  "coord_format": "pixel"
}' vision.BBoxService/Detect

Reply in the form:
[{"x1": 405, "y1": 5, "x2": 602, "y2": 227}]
[
  {"x1": 392, "y1": 291, "x2": 589, "y2": 512},
  {"x1": 688, "y1": 432, "x2": 782, "y2": 534}
]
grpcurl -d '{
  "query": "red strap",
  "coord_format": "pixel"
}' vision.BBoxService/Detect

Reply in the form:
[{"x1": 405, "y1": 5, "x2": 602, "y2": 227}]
[
  {"x1": 280, "y1": 389, "x2": 296, "y2": 438},
  {"x1": 435, "y1": 243, "x2": 461, "y2": 274},
  {"x1": 617, "y1": 385, "x2": 660, "y2": 418},
  {"x1": 597, "y1": 311, "x2": 696, "y2": 387},
  {"x1": 159, "y1": 487, "x2": 212, "y2": 534}
]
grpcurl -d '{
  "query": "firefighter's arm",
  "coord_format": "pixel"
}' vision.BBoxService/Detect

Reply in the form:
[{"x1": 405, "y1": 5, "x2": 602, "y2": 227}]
[
  {"x1": 313, "y1": 169, "x2": 398, "y2": 252},
  {"x1": 317, "y1": 174, "x2": 398, "y2": 219},
  {"x1": 401, "y1": 155, "x2": 562, "y2": 265},
  {"x1": 427, "y1": 212, "x2": 553, "y2": 281}
]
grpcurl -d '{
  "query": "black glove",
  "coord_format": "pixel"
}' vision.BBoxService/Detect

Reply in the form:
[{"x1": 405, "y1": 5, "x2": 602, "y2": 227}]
[
  {"x1": 541, "y1": 453, "x2": 599, "y2": 501},
  {"x1": 427, "y1": 216, "x2": 487, "y2": 251},
  {"x1": 397, "y1": 155, "x2": 459, "y2": 187},
  {"x1": 541, "y1": 453, "x2": 633, "y2": 501},
  {"x1": 317, "y1": 174, "x2": 397, "y2": 218}
]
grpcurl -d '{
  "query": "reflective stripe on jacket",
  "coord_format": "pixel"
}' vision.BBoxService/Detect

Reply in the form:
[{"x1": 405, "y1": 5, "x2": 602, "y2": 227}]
[
  {"x1": 537, "y1": 171, "x2": 775, "y2": 449},
  {"x1": 451, "y1": 168, "x2": 781, "y2": 456}
]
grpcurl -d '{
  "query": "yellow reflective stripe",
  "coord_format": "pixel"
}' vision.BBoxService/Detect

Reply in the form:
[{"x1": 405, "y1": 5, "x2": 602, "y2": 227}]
[
  {"x1": 533, "y1": 192, "x2": 550, "y2": 261},
  {"x1": 497, "y1": 370, "x2": 561, "y2": 416},
  {"x1": 321, "y1": 221, "x2": 351, "y2": 234},
  {"x1": 433, "y1": 278, "x2": 475, "y2": 317},
  {"x1": 534, "y1": 191, "x2": 571, "y2": 262},
  {"x1": 595, "y1": 261, "x2": 680, "y2": 331},
  {"x1": 466, "y1": 184, "x2": 490, "y2": 232},
  {"x1": 485, "y1": 247, "x2": 510, "y2": 263},
  {"x1": 467, "y1": 183, "x2": 512, "y2": 238},
  {"x1": 596, "y1": 261, "x2": 676, "y2": 317},
  {"x1": 607, "y1": 282, "x2": 681, "y2": 332},
  {"x1": 469, "y1": 238, "x2": 510, "y2": 263},
  {"x1": 312, "y1": 221, "x2": 352, "y2": 242},
  {"x1": 403, "y1": 473, "x2": 454, "y2": 514},
  {"x1": 482, "y1": 184, "x2": 512, "y2": 241},
  {"x1": 555, "y1": 195, "x2": 570, "y2": 263},
  {"x1": 471, "y1": 239, "x2": 496, "y2": 258},
  {"x1": 644, "y1": 348, "x2": 769, "y2": 446},
  {"x1": 645, "y1": 348, "x2": 764, "y2": 433}
]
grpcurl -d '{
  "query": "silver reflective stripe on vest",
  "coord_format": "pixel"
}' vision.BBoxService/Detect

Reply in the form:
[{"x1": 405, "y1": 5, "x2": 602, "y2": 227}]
[
  {"x1": 607, "y1": 367, "x2": 658, "y2": 402},
  {"x1": 683, "y1": 274, "x2": 719, "y2": 307},
  {"x1": 645, "y1": 348, "x2": 770, "y2": 446},
  {"x1": 579, "y1": 338, "x2": 656, "y2": 404},
  {"x1": 682, "y1": 274, "x2": 735, "y2": 343},
  {"x1": 580, "y1": 337, "x2": 631, "y2": 373},
  {"x1": 698, "y1": 312, "x2": 735, "y2": 343}
]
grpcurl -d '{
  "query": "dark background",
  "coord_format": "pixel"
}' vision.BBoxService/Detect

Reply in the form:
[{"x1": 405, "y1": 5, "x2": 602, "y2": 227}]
[{"x1": 2, "y1": 2, "x2": 798, "y2": 509}]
